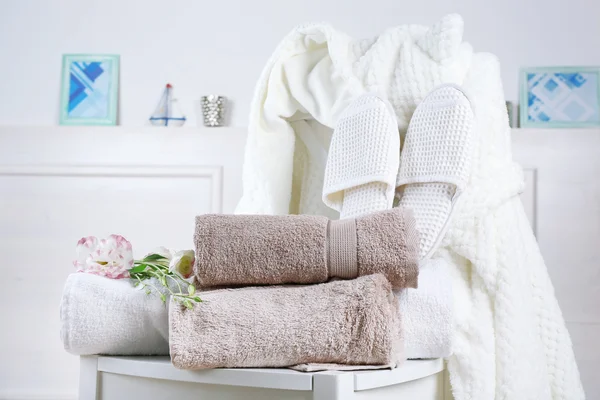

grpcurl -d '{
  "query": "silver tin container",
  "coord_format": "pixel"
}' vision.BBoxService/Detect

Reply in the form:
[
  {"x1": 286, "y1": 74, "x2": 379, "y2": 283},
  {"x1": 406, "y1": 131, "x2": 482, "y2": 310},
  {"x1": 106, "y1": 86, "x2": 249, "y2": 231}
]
[{"x1": 201, "y1": 95, "x2": 226, "y2": 127}]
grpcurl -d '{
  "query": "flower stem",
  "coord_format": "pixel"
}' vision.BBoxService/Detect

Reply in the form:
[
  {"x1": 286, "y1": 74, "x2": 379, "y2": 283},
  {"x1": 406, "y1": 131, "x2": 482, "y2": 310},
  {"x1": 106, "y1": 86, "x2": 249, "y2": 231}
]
[
  {"x1": 131, "y1": 258, "x2": 201, "y2": 307},
  {"x1": 166, "y1": 274, "x2": 183, "y2": 293},
  {"x1": 135, "y1": 276, "x2": 164, "y2": 300}
]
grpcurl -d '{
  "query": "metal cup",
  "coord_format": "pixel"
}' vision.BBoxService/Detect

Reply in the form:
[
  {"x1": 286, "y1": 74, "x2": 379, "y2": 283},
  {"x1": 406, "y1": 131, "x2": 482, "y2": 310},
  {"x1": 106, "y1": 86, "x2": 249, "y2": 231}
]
[{"x1": 201, "y1": 95, "x2": 226, "y2": 127}]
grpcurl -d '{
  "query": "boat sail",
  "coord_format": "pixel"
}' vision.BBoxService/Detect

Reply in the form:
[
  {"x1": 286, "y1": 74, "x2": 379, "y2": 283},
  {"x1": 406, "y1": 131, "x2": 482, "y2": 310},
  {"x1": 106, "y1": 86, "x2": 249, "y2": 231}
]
[{"x1": 149, "y1": 83, "x2": 186, "y2": 126}]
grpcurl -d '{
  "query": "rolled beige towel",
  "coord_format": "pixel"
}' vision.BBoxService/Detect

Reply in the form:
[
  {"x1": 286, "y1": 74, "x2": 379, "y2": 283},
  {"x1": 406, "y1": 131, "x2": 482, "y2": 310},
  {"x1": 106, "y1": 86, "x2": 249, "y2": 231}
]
[
  {"x1": 194, "y1": 208, "x2": 419, "y2": 290},
  {"x1": 170, "y1": 274, "x2": 402, "y2": 370}
]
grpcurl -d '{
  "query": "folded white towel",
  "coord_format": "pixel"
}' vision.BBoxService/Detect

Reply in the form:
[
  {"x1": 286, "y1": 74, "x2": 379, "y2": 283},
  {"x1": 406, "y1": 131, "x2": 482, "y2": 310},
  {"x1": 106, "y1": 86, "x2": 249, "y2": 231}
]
[
  {"x1": 60, "y1": 273, "x2": 170, "y2": 356},
  {"x1": 396, "y1": 258, "x2": 453, "y2": 359}
]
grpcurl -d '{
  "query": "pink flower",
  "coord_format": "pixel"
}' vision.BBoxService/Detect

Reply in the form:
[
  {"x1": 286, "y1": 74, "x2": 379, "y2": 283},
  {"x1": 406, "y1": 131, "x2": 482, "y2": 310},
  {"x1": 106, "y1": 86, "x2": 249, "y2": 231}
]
[
  {"x1": 74, "y1": 236, "x2": 98, "y2": 271},
  {"x1": 74, "y1": 234, "x2": 133, "y2": 279}
]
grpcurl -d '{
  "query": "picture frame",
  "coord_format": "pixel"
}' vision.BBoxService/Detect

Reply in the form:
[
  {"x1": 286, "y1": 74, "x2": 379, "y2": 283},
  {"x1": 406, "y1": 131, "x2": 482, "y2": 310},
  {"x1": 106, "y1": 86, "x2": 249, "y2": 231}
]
[
  {"x1": 519, "y1": 66, "x2": 600, "y2": 128},
  {"x1": 59, "y1": 54, "x2": 119, "y2": 126}
]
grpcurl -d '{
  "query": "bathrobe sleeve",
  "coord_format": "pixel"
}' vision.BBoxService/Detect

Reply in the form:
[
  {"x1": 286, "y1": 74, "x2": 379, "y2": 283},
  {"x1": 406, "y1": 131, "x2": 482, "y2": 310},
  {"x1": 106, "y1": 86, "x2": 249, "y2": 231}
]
[{"x1": 234, "y1": 25, "x2": 363, "y2": 215}]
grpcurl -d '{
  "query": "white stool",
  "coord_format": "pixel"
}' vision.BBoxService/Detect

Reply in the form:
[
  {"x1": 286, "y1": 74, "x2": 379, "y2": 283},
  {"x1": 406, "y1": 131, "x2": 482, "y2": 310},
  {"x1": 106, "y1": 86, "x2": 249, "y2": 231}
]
[{"x1": 79, "y1": 356, "x2": 451, "y2": 399}]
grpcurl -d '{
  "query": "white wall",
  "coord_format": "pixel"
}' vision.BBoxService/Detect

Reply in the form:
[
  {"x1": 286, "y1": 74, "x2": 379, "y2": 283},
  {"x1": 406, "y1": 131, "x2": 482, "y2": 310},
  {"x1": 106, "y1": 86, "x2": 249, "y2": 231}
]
[{"x1": 1, "y1": 0, "x2": 599, "y2": 127}]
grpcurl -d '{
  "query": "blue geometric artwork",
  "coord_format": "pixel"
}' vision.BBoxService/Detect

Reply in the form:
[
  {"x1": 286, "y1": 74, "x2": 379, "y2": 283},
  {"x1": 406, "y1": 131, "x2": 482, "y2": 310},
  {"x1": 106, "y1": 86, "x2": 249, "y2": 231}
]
[
  {"x1": 60, "y1": 54, "x2": 119, "y2": 126},
  {"x1": 520, "y1": 67, "x2": 600, "y2": 128},
  {"x1": 68, "y1": 61, "x2": 110, "y2": 117}
]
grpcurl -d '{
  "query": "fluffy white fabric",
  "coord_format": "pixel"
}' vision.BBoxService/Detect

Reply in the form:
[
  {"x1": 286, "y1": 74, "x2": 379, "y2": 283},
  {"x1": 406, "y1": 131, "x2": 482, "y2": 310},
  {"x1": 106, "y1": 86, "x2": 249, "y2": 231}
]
[
  {"x1": 397, "y1": 258, "x2": 453, "y2": 359},
  {"x1": 60, "y1": 273, "x2": 170, "y2": 356},
  {"x1": 235, "y1": 14, "x2": 584, "y2": 399},
  {"x1": 323, "y1": 93, "x2": 399, "y2": 219}
]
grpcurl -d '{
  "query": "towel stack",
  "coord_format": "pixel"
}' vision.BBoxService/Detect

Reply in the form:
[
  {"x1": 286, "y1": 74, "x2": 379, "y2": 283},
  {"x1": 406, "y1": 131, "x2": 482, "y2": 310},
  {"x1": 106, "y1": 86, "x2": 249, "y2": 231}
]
[
  {"x1": 170, "y1": 207, "x2": 420, "y2": 370},
  {"x1": 60, "y1": 207, "x2": 423, "y2": 371}
]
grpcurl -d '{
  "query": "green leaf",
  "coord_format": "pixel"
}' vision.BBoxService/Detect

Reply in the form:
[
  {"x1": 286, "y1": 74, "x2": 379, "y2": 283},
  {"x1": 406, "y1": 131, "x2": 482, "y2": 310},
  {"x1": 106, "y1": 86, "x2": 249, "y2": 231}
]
[
  {"x1": 183, "y1": 299, "x2": 193, "y2": 309},
  {"x1": 193, "y1": 297, "x2": 202, "y2": 303},
  {"x1": 188, "y1": 285, "x2": 196, "y2": 295},
  {"x1": 143, "y1": 254, "x2": 168, "y2": 262},
  {"x1": 160, "y1": 294, "x2": 166, "y2": 303},
  {"x1": 145, "y1": 289, "x2": 151, "y2": 295},
  {"x1": 129, "y1": 264, "x2": 148, "y2": 273}
]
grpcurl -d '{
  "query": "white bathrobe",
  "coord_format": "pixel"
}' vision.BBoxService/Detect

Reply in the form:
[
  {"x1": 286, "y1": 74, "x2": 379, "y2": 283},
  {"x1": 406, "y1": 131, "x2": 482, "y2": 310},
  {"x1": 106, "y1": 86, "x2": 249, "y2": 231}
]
[{"x1": 235, "y1": 14, "x2": 584, "y2": 400}]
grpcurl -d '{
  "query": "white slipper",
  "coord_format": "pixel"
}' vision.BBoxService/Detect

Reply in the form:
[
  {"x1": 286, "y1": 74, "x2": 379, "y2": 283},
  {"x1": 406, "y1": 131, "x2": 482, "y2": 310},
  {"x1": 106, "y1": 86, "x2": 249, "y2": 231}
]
[
  {"x1": 323, "y1": 93, "x2": 400, "y2": 219},
  {"x1": 396, "y1": 84, "x2": 475, "y2": 259}
]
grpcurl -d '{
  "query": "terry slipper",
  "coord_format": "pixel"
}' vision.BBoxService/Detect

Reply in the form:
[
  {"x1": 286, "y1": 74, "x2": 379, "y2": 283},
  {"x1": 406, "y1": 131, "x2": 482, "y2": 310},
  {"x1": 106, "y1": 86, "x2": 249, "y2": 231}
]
[
  {"x1": 322, "y1": 93, "x2": 400, "y2": 219},
  {"x1": 396, "y1": 84, "x2": 475, "y2": 260}
]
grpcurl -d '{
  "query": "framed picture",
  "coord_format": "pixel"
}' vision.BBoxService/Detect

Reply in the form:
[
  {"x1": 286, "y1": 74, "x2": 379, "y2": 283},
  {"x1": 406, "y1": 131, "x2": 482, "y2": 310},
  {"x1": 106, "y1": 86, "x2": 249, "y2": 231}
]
[
  {"x1": 59, "y1": 54, "x2": 119, "y2": 126},
  {"x1": 519, "y1": 66, "x2": 600, "y2": 128}
]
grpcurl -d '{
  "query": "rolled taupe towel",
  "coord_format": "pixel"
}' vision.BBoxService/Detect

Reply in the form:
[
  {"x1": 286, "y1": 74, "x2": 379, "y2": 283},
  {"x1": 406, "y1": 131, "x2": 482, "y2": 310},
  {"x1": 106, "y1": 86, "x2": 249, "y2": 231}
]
[
  {"x1": 194, "y1": 208, "x2": 419, "y2": 290},
  {"x1": 170, "y1": 274, "x2": 402, "y2": 370}
]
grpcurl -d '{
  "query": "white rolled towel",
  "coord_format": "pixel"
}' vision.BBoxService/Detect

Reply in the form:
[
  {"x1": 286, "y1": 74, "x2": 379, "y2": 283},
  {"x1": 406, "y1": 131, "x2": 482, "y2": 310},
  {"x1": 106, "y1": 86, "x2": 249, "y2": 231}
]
[
  {"x1": 396, "y1": 258, "x2": 453, "y2": 359},
  {"x1": 60, "y1": 273, "x2": 170, "y2": 356}
]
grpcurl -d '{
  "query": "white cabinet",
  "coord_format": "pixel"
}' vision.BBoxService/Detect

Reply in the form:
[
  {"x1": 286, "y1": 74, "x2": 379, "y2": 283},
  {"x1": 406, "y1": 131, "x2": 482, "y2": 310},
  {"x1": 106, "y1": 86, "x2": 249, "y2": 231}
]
[
  {"x1": 0, "y1": 126, "x2": 597, "y2": 399},
  {"x1": 512, "y1": 128, "x2": 600, "y2": 398},
  {"x1": 0, "y1": 126, "x2": 246, "y2": 399}
]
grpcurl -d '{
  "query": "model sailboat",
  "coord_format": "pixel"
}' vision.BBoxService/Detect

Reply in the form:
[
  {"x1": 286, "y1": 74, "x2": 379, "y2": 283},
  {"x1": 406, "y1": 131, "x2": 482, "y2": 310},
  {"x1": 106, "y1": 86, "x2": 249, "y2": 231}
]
[{"x1": 149, "y1": 83, "x2": 186, "y2": 126}]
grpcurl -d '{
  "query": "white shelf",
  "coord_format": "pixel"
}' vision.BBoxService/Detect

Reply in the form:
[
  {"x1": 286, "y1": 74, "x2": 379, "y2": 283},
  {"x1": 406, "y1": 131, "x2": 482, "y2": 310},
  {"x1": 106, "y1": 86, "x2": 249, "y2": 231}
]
[
  {"x1": 511, "y1": 127, "x2": 600, "y2": 133},
  {"x1": 1, "y1": 125, "x2": 598, "y2": 136},
  {"x1": 0, "y1": 125, "x2": 246, "y2": 136}
]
